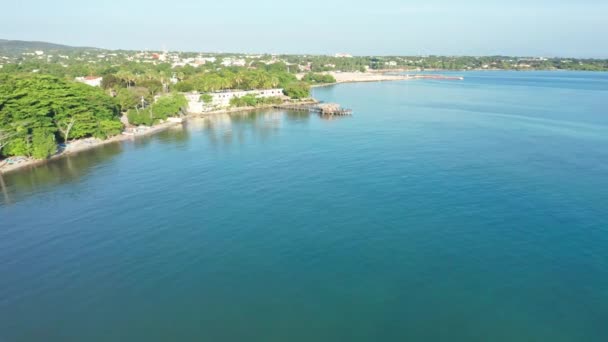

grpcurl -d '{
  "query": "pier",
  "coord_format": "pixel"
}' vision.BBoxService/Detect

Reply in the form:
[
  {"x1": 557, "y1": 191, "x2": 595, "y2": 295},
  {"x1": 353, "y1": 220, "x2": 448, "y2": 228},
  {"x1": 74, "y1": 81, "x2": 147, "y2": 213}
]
[{"x1": 275, "y1": 103, "x2": 353, "y2": 116}]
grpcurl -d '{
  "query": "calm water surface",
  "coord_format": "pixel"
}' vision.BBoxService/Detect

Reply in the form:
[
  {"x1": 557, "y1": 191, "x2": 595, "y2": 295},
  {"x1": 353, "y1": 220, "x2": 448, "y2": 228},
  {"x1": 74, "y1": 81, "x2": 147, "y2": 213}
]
[{"x1": 1, "y1": 71, "x2": 608, "y2": 341}]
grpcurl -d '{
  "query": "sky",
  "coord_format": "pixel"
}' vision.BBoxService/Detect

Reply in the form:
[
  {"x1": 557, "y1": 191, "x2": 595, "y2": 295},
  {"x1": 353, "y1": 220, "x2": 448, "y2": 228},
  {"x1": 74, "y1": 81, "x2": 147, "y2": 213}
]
[{"x1": 2, "y1": 0, "x2": 607, "y2": 57}]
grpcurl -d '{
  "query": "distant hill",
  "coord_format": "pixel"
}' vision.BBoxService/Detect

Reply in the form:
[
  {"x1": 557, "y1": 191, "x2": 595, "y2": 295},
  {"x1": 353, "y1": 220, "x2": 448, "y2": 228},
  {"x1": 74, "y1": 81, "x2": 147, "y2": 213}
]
[{"x1": 0, "y1": 39, "x2": 98, "y2": 55}]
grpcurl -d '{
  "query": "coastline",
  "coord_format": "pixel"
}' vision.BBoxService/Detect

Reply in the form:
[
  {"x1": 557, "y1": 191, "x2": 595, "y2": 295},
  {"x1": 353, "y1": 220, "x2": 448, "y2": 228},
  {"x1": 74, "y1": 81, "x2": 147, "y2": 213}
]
[
  {"x1": 1, "y1": 70, "x2": 459, "y2": 175},
  {"x1": 2, "y1": 69, "x2": 598, "y2": 174},
  {"x1": 1, "y1": 71, "x2": 429, "y2": 175},
  {"x1": 192, "y1": 99, "x2": 318, "y2": 117},
  {"x1": 308, "y1": 71, "x2": 465, "y2": 88},
  {"x1": 0, "y1": 72, "x2": 437, "y2": 175},
  {"x1": 299, "y1": 71, "x2": 412, "y2": 86},
  {"x1": 0, "y1": 99, "x2": 320, "y2": 175},
  {"x1": 0, "y1": 120, "x2": 182, "y2": 175}
]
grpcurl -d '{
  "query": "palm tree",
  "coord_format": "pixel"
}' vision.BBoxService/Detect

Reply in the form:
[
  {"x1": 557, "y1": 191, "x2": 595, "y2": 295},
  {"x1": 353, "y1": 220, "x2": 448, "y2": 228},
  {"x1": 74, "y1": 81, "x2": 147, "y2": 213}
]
[
  {"x1": 255, "y1": 73, "x2": 271, "y2": 89},
  {"x1": 270, "y1": 76, "x2": 280, "y2": 88},
  {"x1": 233, "y1": 72, "x2": 245, "y2": 89},
  {"x1": 115, "y1": 70, "x2": 135, "y2": 88}
]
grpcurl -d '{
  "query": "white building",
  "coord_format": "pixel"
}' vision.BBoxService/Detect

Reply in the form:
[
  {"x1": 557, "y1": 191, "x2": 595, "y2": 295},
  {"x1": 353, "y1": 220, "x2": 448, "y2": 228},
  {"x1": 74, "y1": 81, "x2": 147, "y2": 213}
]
[
  {"x1": 199, "y1": 57, "x2": 217, "y2": 63},
  {"x1": 75, "y1": 76, "x2": 103, "y2": 87},
  {"x1": 221, "y1": 58, "x2": 246, "y2": 67},
  {"x1": 334, "y1": 53, "x2": 353, "y2": 58},
  {"x1": 186, "y1": 89, "x2": 284, "y2": 113}
]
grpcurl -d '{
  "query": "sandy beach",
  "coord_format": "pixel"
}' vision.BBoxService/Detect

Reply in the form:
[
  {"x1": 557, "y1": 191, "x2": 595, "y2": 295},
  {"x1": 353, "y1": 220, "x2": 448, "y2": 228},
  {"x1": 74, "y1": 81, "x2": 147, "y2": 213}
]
[
  {"x1": 298, "y1": 72, "x2": 412, "y2": 86},
  {"x1": 330, "y1": 72, "x2": 412, "y2": 83}
]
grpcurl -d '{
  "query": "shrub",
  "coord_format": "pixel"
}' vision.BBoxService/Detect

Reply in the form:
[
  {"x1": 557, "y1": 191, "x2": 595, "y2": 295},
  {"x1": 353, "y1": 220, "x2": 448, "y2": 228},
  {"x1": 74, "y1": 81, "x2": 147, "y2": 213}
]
[
  {"x1": 172, "y1": 81, "x2": 195, "y2": 92},
  {"x1": 31, "y1": 129, "x2": 56, "y2": 159},
  {"x1": 200, "y1": 94, "x2": 213, "y2": 104},
  {"x1": 151, "y1": 94, "x2": 187, "y2": 120},
  {"x1": 302, "y1": 73, "x2": 336, "y2": 84},
  {"x1": 98, "y1": 120, "x2": 124, "y2": 138},
  {"x1": 283, "y1": 82, "x2": 310, "y2": 99},
  {"x1": 126, "y1": 94, "x2": 186, "y2": 126},
  {"x1": 127, "y1": 109, "x2": 153, "y2": 126},
  {"x1": 257, "y1": 96, "x2": 283, "y2": 105},
  {"x1": 229, "y1": 95, "x2": 283, "y2": 107},
  {"x1": 3, "y1": 135, "x2": 30, "y2": 157}
]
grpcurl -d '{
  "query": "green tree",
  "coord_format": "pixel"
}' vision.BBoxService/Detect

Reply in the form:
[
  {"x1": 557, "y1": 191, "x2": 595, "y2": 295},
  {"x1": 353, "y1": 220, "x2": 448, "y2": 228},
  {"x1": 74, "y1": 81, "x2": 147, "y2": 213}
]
[
  {"x1": 283, "y1": 82, "x2": 310, "y2": 99},
  {"x1": 302, "y1": 73, "x2": 336, "y2": 84},
  {"x1": 200, "y1": 94, "x2": 213, "y2": 103},
  {"x1": 0, "y1": 74, "x2": 122, "y2": 158},
  {"x1": 127, "y1": 94, "x2": 187, "y2": 125},
  {"x1": 31, "y1": 128, "x2": 56, "y2": 159},
  {"x1": 116, "y1": 87, "x2": 150, "y2": 111},
  {"x1": 151, "y1": 94, "x2": 187, "y2": 120}
]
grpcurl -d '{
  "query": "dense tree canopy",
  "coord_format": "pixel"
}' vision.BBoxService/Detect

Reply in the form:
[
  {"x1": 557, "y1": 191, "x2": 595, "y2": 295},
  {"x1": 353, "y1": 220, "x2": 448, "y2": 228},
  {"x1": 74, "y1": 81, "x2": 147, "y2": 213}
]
[
  {"x1": 0, "y1": 74, "x2": 122, "y2": 158},
  {"x1": 302, "y1": 73, "x2": 336, "y2": 84},
  {"x1": 173, "y1": 69, "x2": 295, "y2": 93},
  {"x1": 5, "y1": 47, "x2": 605, "y2": 160},
  {"x1": 229, "y1": 95, "x2": 283, "y2": 108},
  {"x1": 127, "y1": 93, "x2": 187, "y2": 126},
  {"x1": 283, "y1": 82, "x2": 311, "y2": 99}
]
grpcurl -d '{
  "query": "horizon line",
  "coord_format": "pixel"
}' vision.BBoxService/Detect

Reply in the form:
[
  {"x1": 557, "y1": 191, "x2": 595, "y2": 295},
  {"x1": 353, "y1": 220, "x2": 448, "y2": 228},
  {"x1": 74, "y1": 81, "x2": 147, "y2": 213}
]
[{"x1": 2, "y1": 38, "x2": 607, "y2": 60}]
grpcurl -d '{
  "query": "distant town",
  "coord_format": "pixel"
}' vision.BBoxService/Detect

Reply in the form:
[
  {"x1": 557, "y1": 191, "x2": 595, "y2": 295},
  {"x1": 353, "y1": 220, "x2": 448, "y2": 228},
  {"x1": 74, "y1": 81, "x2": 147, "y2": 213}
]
[{"x1": 2, "y1": 41, "x2": 607, "y2": 73}]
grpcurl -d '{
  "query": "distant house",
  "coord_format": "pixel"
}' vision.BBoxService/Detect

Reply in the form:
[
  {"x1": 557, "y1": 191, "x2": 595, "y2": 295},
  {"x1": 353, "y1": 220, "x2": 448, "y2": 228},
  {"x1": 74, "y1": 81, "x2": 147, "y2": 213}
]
[
  {"x1": 75, "y1": 76, "x2": 103, "y2": 87},
  {"x1": 221, "y1": 58, "x2": 246, "y2": 67},
  {"x1": 186, "y1": 89, "x2": 284, "y2": 113},
  {"x1": 298, "y1": 63, "x2": 312, "y2": 72},
  {"x1": 334, "y1": 53, "x2": 353, "y2": 58}
]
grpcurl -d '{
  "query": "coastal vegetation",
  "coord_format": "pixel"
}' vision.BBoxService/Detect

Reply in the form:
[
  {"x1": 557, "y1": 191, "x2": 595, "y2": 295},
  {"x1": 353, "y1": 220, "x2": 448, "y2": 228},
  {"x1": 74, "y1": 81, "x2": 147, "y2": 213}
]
[
  {"x1": 171, "y1": 68, "x2": 297, "y2": 93},
  {"x1": 229, "y1": 95, "x2": 283, "y2": 108},
  {"x1": 282, "y1": 82, "x2": 311, "y2": 99},
  {"x1": 0, "y1": 74, "x2": 122, "y2": 158},
  {"x1": 282, "y1": 55, "x2": 608, "y2": 72},
  {"x1": 2, "y1": 40, "x2": 608, "y2": 162},
  {"x1": 302, "y1": 73, "x2": 337, "y2": 84},
  {"x1": 127, "y1": 93, "x2": 187, "y2": 126},
  {"x1": 0, "y1": 55, "x2": 310, "y2": 160}
]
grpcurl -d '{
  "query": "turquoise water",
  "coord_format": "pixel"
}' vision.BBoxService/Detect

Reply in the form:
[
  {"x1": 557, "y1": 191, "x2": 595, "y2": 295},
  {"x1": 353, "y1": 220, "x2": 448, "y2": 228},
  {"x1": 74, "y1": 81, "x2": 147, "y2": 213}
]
[{"x1": 1, "y1": 71, "x2": 608, "y2": 341}]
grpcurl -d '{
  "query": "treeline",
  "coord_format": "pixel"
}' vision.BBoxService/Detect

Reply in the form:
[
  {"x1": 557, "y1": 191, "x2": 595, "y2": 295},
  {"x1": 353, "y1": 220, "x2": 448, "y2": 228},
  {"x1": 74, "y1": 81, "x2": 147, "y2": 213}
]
[
  {"x1": 0, "y1": 74, "x2": 123, "y2": 159},
  {"x1": 172, "y1": 68, "x2": 297, "y2": 93},
  {"x1": 229, "y1": 95, "x2": 283, "y2": 108},
  {"x1": 0, "y1": 57, "x2": 313, "y2": 102},
  {"x1": 302, "y1": 73, "x2": 337, "y2": 84},
  {"x1": 0, "y1": 73, "x2": 189, "y2": 159},
  {"x1": 281, "y1": 55, "x2": 369, "y2": 72},
  {"x1": 127, "y1": 93, "x2": 187, "y2": 126}
]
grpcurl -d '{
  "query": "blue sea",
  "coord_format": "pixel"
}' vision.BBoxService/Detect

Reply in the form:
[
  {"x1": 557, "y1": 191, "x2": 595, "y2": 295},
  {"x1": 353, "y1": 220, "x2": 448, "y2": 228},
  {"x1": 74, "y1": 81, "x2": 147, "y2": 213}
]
[{"x1": 1, "y1": 71, "x2": 607, "y2": 341}]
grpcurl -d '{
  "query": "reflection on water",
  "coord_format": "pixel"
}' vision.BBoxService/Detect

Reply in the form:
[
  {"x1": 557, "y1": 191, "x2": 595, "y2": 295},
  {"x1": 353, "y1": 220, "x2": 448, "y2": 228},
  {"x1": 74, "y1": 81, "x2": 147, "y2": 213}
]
[
  {"x1": 0, "y1": 110, "x2": 312, "y2": 205},
  {"x1": 0, "y1": 173, "x2": 8, "y2": 204},
  {"x1": 129, "y1": 124, "x2": 189, "y2": 150},
  {"x1": 194, "y1": 112, "x2": 281, "y2": 146},
  {"x1": 188, "y1": 110, "x2": 311, "y2": 147},
  {"x1": 0, "y1": 142, "x2": 123, "y2": 206}
]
